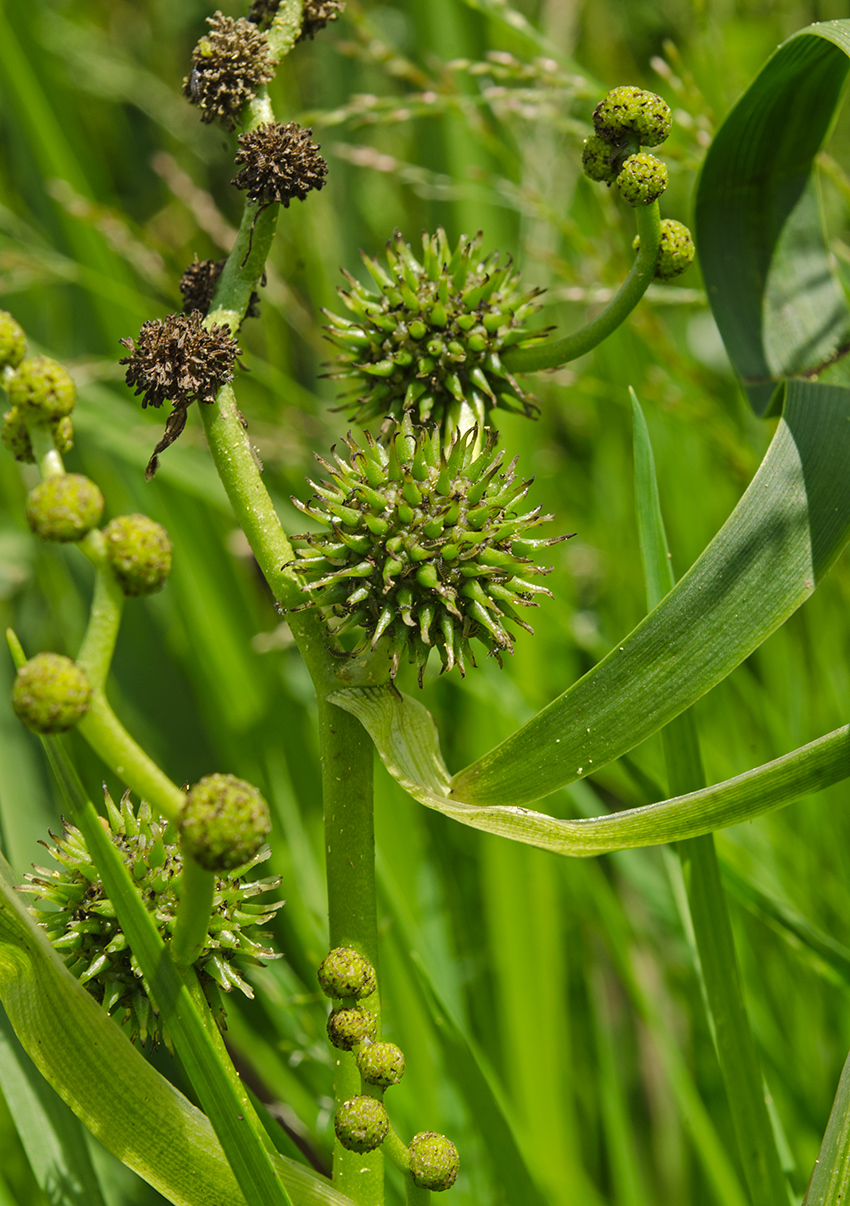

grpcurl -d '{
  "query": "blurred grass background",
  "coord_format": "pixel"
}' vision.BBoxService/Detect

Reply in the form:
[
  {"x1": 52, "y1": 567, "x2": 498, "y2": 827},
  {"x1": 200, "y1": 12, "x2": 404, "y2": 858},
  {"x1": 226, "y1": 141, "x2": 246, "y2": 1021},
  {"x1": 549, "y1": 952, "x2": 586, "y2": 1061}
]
[{"x1": 2, "y1": 0, "x2": 850, "y2": 1203}]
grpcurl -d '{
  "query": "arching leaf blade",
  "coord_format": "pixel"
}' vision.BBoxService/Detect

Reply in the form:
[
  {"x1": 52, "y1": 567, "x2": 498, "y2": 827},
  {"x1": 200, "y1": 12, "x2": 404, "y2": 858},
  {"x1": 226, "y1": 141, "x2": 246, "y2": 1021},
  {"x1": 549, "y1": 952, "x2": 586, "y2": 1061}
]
[{"x1": 696, "y1": 21, "x2": 850, "y2": 414}]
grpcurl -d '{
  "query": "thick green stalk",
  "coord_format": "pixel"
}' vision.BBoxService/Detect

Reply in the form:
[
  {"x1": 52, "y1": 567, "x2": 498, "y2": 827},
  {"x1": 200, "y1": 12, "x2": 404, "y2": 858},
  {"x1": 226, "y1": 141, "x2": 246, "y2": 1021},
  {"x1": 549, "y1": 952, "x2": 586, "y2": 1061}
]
[
  {"x1": 502, "y1": 203, "x2": 661, "y2": 373},
  {"x1": 171, "y1": 855, "x2": 216, "y2": 967},
  {"x1": 632, "y1": 395, "x2": 788, "y2": 1206},
  {"x1": 319, "y1": 698, "x2": 382, "y2": 1205},
  {"x1": 75, "y1": 554, "x2": 124, "y2": 691}
]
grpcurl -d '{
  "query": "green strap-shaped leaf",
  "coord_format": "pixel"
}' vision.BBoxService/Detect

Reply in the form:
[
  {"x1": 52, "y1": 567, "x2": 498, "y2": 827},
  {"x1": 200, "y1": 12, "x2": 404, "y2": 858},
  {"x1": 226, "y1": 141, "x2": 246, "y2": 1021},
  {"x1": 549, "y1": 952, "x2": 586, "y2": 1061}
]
[
  {"x1": 696, "y1": 20, "x2": 850, "y2": 415},
  {"x1": 0, "y1": 853, "x2": 354, "y2": 1206},
  {"x1": 448, "y1": 378, "x2": 850, "y2": 807},
  {"x1": 804, "y1": 1050, "x2": 850, "y2": 1204}
]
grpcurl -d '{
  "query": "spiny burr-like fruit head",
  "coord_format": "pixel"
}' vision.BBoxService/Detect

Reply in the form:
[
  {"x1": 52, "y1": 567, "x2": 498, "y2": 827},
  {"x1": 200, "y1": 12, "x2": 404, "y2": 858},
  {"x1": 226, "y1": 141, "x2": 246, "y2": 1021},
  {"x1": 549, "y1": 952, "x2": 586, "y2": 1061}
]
[
  {"x1": 324, "y1": 228, "x2": 548, "y2": 437},
  {"x1": 21, "y1": 790, "x2": 284, "y2": 1051},
  {"x1": 290, "y1": 421, "x2": 567, "y2": 684}
]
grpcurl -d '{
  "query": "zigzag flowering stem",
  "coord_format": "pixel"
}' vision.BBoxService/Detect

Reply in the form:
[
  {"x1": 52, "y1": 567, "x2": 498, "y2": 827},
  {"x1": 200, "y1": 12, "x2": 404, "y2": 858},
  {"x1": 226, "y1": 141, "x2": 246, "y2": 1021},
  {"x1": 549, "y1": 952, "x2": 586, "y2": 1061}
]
[{"x1": 501, "y1": 201, "x2": 662, "y2": 373}]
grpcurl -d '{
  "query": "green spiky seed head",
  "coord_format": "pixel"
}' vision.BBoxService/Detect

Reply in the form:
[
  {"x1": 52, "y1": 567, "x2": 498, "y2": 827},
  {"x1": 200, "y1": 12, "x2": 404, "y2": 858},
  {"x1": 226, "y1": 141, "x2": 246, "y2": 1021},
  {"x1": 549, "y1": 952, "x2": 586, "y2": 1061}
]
[
  {"x1": 327, "y1": 1006, "x2": 377, "y2": 1051},
  {"x1": 180, "y1": 774, "x2": 271, "y2": 872},
  {"x1": 22, "y1": 790, "x2": 284, "y2": 1050},
  {"x1": 6, "y1": 356, "x2": 76, "y2": 420},
  {"x1": 0, "y1": 311, "x2": 26, "y2": 369},
  {"x1": 25, "y1": 474, "x2": 104, "y2": 543},
  {"x1": 593, "y1": 86, "x2": 672, "y2": 148},
  {"x1": 334, "y1": 1097, "x2": 389, "y2": 1154},
  {"x1": 616, "y1": 153, "x2": 667, "y2": 206},
  {"x1": 1, "y1": 409, "x2": 74, "y2": 464},
  {"x1": 103, "y1": 515, "x2": 173, "y2": 597},
  {"x1": 291, "y1": 422, "x2": 566, "y2": 684},
  {"x1": 581, "y1": 134, "x2": 618, "y2": 184},
  {"x1": 409, "y1": 1132, "x2": 460, "y2": 1192},
  {"x1": 325, "y1": 228, "x2": 547, "y2": 436},
  {"x1": 634, "y1": 218, "x2": 695, "y2": 281},
  {"x1": 11, "y1": 653, "x2": 91, "y2": 734},
  {"x1": 357, "y1": 1041, "x2": 405, "y2": 1087},
  {"x1": 318, "y1": 947, "x2": 377, "y2": 999}
]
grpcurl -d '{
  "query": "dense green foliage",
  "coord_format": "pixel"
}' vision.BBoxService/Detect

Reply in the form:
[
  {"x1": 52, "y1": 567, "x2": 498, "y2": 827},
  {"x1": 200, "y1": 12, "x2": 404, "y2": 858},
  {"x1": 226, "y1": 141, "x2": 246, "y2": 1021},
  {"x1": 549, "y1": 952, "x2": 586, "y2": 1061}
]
[{"x1": 3, "y1": 1, "x2": 850, "y2": 1203}]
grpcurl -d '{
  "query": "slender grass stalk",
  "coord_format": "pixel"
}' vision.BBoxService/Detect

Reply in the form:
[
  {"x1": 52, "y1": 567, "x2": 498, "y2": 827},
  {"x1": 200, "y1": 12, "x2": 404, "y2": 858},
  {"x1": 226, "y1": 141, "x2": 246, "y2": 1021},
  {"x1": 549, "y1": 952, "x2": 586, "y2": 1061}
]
[
  {"x1": 632, "y1": 393, "x2": 788, "y2": 1206},
  {"x1": 502, "y1": 203, "x2": 662, "y2": 373}
]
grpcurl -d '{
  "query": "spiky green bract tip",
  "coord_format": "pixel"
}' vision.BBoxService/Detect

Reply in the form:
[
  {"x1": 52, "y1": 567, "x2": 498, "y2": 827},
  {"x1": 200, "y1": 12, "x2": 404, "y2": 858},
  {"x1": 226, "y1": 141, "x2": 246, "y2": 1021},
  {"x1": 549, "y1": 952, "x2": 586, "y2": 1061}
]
[
  {"x1": 324, "y1": 228, "x2": 547, "y2": 438},
  {"x1": 290, "y1": 423, "x2": 566, "y2": 685},
  {"x1": 21, "y1": 790, "x2": 284, "y2": 1051},
  {"x1": 11, "y1": 653, "x2": 91, "y2": 734},
  {"x1": 318, "y1": 946, "x2": 377, "y2": 999},
  {"x1": 409, "y1": 1132, "x2": 460, "y2": 1192},
  {"x1": 334, "y1": 1097, "x2": 389, "y2": 1154},
  {"x1": 180, "y1": 774, "x2": 271, "y2": 872}
]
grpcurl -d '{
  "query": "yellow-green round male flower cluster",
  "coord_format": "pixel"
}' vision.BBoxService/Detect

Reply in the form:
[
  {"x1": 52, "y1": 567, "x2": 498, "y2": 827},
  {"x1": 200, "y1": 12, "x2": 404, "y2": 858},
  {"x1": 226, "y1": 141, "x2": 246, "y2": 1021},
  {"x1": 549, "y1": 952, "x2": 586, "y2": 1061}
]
[
  {"x1": 634, "y1": 218, "x2": 695, "y2": 281},
  {"x1": 179, "y1": 773, "x2": 272, "y2": 872},
  {"x1": 103, "y1": 514, "x2": 173, "y2": 597},
  {"x1": 25, "y1": 474, "x2": 104, "y2": 543},
  {"x1": 357, "y1": 1041, "x2": 405, "y2": 1088},
  {"x1": 291, "y1": 423, "x2": 565, "y2": 684},
  {"x1": 22, "y1": 791, "x2": 284, "y2": 1049},
  {"x1": 324, "y1": 228, "x2": 547, "y2": 436},
  {"x1": 11, "y1": 652, "x2": 91, "y2": 734},
  {"x1": 334, "y1": 1096, "x2": 390, "y2": 1154},
  {"x1": 2, "y1": 410, "x2": 73, "y2": 464},
  {"x1": 582, "y1": 86, "x2": 672, "y2": 207},
  {"x1": 409, "y1": 1132, "x2": 461, "y2": 1192},
  {"x1": 5, "y1": 355, "x2": 77, "y2": 420},
  {"x1": 0, "y1": 310, "x2": 26, "y2": 369},
  {"x1": 318, "y1": 946, "x2": 377, "y2": 999},
  {"x1": 327, "y1": 1005, "x2": 377, "y2": 1051}
]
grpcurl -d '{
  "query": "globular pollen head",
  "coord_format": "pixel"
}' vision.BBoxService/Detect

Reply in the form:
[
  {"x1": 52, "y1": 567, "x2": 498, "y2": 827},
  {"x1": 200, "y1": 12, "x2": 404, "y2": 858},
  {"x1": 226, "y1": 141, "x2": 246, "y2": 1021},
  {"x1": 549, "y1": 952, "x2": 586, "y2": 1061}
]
[{"x1": 290, "y1": 422, "x2": 567, "y2": 685}]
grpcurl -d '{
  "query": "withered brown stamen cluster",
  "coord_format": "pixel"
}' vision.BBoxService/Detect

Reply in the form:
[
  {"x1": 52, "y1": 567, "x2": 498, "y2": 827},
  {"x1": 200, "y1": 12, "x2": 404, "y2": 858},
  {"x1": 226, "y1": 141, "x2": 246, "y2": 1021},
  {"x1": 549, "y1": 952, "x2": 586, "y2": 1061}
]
[
  {"x1": 179, "y1": 258, "x2": 262, "y2": 322},
  {"x1": 119, "y1": 312, "x2": 241, "y2": 478},
  {"x1": 232, "y1": 121, "x2": 328, "y2": 207},
  {"x1": 182, "y1": 12, "x2": 275, "y2": 131}
]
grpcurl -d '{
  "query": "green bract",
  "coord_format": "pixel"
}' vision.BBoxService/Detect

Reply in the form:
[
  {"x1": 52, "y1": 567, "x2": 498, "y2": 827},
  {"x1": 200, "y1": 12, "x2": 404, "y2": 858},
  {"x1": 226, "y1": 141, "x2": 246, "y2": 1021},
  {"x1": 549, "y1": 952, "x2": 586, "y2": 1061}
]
[
  {"x1": 357, "y1": 1041, "x2": 405, "y2": 1088},
  {"x1": 103, "y1": 514, "x2": 173, "y2": 597},
  {"x1": 0, "y1": 310, "x2": 26, "y2": 369},
  {"x1": 6, "y1": 355, "x2": 76, "y2": 420},
  {"x1": 334, "y1": 1097, "x2": 389, "y2": 1154},
  {"x1": 179, "y1": 773, "x2": 272, "y2": 872},
  {"x1": 318, "y1": 946, "x2": 377, "y2": 999},
  {"x1": 291, "y1": 423, "x2": 566, "y2": 684},
  {"x1": 25, "y1": 474, "x2": 104, "y2": 542},
  {"x1": 21, "y1": 791, "x2": 284, "y2": 1049},
  {"x1": 324, "y1": 228, "x2": 547, "y2": 436},
  {"x1": 408, "y1": 1132, "x2": 460, "y2": 1192},
  {"x1": 11, "y1": 652, "x2": 91, "y2": 735}
]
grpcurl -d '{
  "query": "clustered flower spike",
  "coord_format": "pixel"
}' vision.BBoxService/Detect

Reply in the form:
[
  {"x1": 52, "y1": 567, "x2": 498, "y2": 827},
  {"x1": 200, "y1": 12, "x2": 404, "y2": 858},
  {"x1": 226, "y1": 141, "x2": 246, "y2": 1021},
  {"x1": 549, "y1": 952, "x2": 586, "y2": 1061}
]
[
  {"x1": 290, "y1": 422, "x2": 567, "y2": 684},
  {"x1": 325, "y1": 228, "x2": 547, "y2": 437},
  {"x1": 119, "y1": 312, "x2": 241, "y2": 477},
  {"x1": 232, "y1": 121, "x2": 328, "y2": 208},
  {"x1": 182, "y1": 12, "x2": 275, "y2": 131},
  {"x1": 582, "y1": 85, "x2": 672, "y2": 207},
  {"x1": 21, "y1": 791, "x2": 285, "y2": 1050}
]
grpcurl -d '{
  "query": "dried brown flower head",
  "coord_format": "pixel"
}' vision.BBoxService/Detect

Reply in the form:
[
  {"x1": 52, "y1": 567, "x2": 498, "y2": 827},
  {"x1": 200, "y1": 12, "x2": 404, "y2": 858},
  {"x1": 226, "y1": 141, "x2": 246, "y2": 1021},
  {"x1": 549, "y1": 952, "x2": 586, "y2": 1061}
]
[
  {"x1": 299, "y1": 0, "x2": 345, "y2": 40},
  {"x1": 178, "y1": 258, "x2": 263, "y2": 323},
  {"x1": 182, "y1": 13, "x2": 274, "y2": 131},
  {"x1": 119, "y1": 312, "x2": 241, "y2": 477},
  {"x1": 232, "y1": 121, "x2": 328, "y2": 208}
]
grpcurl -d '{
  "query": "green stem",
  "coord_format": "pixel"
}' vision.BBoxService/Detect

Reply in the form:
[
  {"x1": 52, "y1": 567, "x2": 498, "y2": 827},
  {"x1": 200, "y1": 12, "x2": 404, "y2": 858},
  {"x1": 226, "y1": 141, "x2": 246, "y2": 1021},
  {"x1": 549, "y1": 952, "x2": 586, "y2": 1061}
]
[
  {"x1": 75, "y1": 557, "x2": 125, "y2": 691},
  {"x1": 502, "y1": 202, "x2": 661, "y2": 373},
  {"x1": 382, "y1": 1126, "x2": 411, "y2": 1173},
  {"x1": 78, "y1": 692, "x2": 185, "y2": 822},
  {"x1": 405, "y1": 1184, "x2": 430, "y2": 1206},
  {"x1": 319, "y1": 698, "x2": 382, "y2": 1205},
  {"x1": 29, "y1": 422, "x2": 64, "y2": 479},
  {"x1": 171, "y1": 854, "x2": 216, "y2": 967}
]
